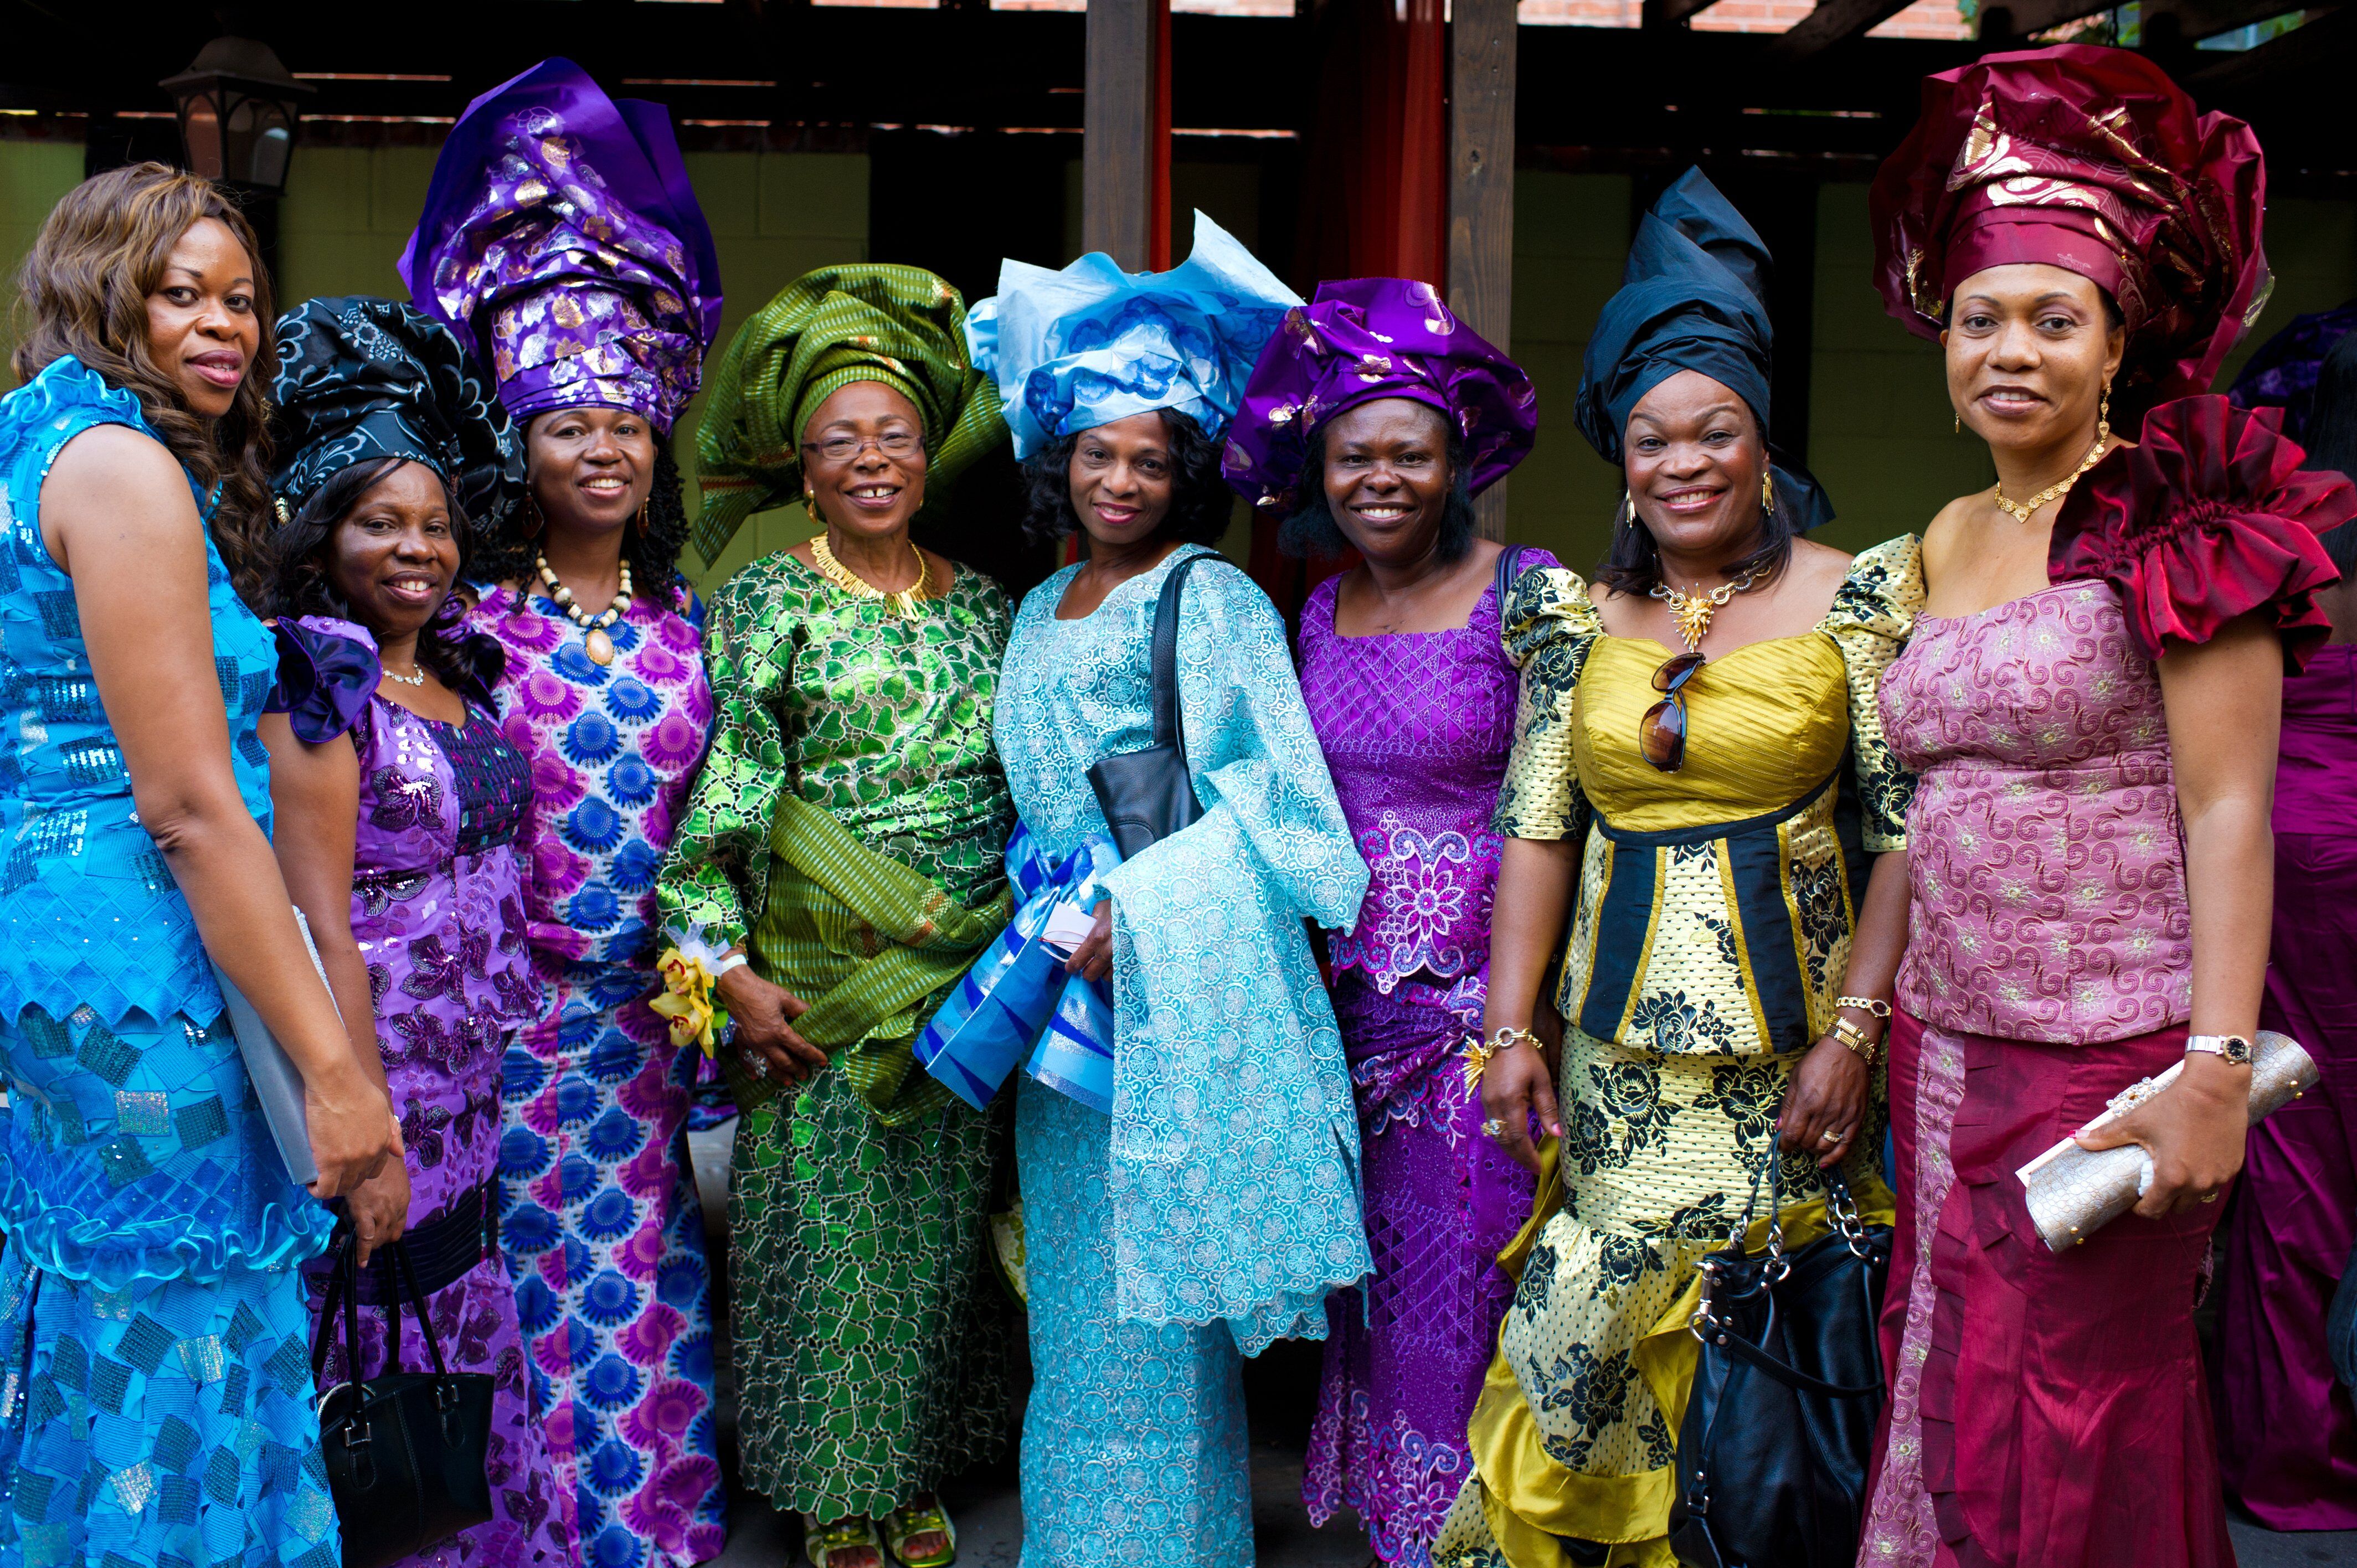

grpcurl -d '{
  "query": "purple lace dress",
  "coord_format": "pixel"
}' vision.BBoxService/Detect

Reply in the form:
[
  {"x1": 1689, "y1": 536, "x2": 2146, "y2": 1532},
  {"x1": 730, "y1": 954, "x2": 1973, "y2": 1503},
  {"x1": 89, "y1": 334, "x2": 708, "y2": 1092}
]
[
  {"x1": 279, "y1": 616, "x2": 570, "y2": 1568},
  {"x1": 1295, "y1": 560, "x2": 1550, "y2": 1566}
]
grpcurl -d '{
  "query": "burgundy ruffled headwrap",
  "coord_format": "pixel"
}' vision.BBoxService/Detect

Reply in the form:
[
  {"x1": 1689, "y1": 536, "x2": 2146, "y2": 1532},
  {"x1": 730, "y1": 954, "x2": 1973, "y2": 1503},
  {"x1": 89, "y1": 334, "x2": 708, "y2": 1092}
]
[{"x1": 1871, "y1": 44, "x2": 2269, "y2": 419}]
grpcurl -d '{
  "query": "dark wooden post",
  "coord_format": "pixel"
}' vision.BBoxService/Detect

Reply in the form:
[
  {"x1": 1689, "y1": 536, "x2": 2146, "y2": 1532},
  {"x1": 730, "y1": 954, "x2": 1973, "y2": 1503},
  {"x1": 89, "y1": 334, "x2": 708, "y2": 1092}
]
[
  {"x1": 1450, "y1": 0, "x2": 1516, "y2": 539},
  {"x1": 1084, "y1": 0, "x2": 1172, "y2": 270}
]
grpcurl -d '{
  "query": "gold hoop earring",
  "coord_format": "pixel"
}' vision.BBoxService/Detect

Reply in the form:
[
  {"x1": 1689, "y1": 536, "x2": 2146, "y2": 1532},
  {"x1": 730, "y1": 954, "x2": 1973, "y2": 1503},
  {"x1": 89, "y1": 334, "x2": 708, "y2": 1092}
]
[
  {"x1": 804, "y1": 488, "x2": 823, "y2": 529},
  {"x1": 1761, "y1": 471, "x2": 1777, "y2": 517}
]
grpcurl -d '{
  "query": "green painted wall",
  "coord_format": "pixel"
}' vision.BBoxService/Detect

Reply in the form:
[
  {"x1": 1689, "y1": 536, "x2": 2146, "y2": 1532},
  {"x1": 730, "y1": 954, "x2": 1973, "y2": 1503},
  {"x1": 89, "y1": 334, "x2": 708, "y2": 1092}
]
[
  {"x1": 1807, "y1": 180, "x2": 1993, "y2": 555},
  {"x1": 0, "y1": 141, "x2": 100, "y2": 362},
  {"x1": 1504, "y1": 169, "x2": 1632, "y2": 571}
]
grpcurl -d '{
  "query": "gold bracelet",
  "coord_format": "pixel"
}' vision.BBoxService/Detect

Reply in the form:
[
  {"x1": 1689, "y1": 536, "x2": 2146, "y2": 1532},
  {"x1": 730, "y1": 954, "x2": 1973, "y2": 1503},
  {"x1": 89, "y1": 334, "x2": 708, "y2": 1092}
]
[
  {"x1": 1465, "y1": 1027, "x2": 1541, "y2": 1090},
  {"x1": 1835, "y1": 995, "x2": 1893, "y2": 1020},
  {"x1": 1831, "y1": 1015, "x2": 1879, "y2": 1067}
]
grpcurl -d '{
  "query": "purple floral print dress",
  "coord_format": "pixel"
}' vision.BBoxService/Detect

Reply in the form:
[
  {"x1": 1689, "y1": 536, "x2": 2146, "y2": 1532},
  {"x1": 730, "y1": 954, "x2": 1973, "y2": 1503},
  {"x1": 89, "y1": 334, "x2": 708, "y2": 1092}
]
[{"x1": 279, "y1": 615, "x2": 567, "y2": 1568}]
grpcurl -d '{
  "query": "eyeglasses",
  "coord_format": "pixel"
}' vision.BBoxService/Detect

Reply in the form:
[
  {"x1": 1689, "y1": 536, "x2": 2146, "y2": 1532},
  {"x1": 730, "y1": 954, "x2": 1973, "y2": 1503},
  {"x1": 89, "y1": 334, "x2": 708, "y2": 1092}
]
[
  {"x1": 803, "y1": 430, "x2": 921, "y2": 463},
  {"x1": 1639, "y1": 651, "x2": 1705, "y2": 772}
]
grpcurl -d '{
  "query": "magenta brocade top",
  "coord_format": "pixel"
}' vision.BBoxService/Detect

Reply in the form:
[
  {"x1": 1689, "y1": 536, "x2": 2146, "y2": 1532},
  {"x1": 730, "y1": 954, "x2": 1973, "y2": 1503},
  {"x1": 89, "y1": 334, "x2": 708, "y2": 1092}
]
[
  {"x1": 1881, "y1": 584, "x2": 2190, "y2": 1041},
  {"x1": 1878, "y1": 397, "x2": 2354, "y2": 1045}
]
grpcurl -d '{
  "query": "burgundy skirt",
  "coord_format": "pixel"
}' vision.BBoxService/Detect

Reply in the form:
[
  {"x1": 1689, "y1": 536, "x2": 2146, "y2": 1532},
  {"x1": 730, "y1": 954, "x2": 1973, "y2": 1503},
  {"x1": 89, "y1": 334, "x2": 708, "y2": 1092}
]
[
  {"x1": 1858, "y1": 1009, "x2": 2235, "y2": 1568},
  {"x1": 2211, "y1": 826, "x2": 2357, "y2": 1529}
]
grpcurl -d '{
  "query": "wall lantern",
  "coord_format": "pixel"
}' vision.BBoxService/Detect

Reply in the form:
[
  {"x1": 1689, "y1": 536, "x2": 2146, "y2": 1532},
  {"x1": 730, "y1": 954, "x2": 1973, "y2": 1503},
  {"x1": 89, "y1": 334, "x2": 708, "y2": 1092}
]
[{"x1": 160, "y1": 35, "x2": 313, "y2": 194}]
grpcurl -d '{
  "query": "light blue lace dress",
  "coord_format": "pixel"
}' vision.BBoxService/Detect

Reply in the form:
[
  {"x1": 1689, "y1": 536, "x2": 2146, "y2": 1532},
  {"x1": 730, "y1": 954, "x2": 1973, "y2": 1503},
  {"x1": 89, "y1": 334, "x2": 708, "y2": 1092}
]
[
  {"x1": 0, "y1": 358, "x2": 339, "y2": 1568},
  {"x1": 991, "y1": 545, "x2": 1373, "y2": 1568}
]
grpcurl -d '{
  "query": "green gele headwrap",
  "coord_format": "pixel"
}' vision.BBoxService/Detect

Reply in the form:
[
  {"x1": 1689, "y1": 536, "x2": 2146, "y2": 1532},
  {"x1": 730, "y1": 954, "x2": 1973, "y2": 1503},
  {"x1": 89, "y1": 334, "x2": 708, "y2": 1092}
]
[{"x1": 692, "y1": 264, "x2": 1005, "y2": 564}]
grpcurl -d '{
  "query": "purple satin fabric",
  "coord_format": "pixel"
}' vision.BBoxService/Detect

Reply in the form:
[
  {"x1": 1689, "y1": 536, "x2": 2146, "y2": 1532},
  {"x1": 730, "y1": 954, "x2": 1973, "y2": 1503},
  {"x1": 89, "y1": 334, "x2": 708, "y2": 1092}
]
[
  {"x1": 399, "y1": 57, "x2": 721, "y2": 431},
  {"x1": 2212, "y1": 642, "x2": 2357, "y2": 1529},
  {"x1": 269, "y1": 618, "x2": 383, "y2": 744},
  {"x1": 1222, "y1": 278, "x2": 1536, "y2": 512}
]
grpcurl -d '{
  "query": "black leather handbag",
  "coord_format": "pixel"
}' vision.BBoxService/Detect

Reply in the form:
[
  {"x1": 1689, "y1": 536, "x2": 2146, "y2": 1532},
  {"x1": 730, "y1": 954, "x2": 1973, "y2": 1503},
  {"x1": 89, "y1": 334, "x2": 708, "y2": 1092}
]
[
  {"x1": 1668, "y1": 1162, "x2": 1892, "y2": 1568},
  {"x1": 311, "y1": 1227, "x2": 496, "y2": 1568},
  {"x1": 1087, "y1": 551, "x2": 1228, "y2": 860}
]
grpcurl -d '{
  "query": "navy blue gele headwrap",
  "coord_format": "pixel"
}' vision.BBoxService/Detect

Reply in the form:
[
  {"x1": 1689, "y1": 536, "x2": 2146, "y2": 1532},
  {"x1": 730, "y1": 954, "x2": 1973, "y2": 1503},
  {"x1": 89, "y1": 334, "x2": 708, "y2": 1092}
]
[
  {"x1": 270, "y1": 296, "x2": 526, "y2": 533},
  {"x1": 1576, "y1": 167, "x2": 1832, "y2": 531}
]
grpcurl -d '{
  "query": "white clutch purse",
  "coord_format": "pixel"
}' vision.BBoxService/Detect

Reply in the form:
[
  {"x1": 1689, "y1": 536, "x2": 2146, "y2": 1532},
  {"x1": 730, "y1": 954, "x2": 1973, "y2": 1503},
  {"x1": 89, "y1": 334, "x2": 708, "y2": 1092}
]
[{"x1": 2015, "y1": 1029, "x2": 2318, "y2": 1252}]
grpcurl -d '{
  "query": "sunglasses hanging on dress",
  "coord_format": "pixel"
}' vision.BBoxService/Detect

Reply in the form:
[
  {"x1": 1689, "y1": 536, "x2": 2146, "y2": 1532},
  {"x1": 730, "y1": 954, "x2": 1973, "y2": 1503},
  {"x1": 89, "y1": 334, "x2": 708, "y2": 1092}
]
[{"x1": 1640, "y1": 564, "x2": 1762, "y2": 773}]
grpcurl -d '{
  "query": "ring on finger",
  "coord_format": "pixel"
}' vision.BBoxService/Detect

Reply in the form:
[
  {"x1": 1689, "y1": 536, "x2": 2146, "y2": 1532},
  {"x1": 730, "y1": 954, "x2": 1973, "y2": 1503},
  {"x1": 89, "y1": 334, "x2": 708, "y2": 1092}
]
[
  {"x1": 743, "y1": 1050, "x2": 770, "y2": 1080},
  {"x1": 1818, "y1": 1127, "x2": 1844, "y2": 1145},
  {"x1": 1479, "y1": 1117, "x2": 1507, "y2": 1141}
]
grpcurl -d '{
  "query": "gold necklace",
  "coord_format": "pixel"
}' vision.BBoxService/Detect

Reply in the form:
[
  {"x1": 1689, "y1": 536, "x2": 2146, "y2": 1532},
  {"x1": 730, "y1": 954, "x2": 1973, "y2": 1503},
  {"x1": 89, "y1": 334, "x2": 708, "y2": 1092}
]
[
  {"x1": 808, "y1": 532, "x2": 930, "y2": 617},
  {"x1": 1649, "y1": 566, "x2": 1763, "y2": 654},
  {"x1": 536, "y1": 553, "x2": 634, "y2": 666},
  {"x1": 1992, "y1": 432, "x2": 2110, "y2": 524}
]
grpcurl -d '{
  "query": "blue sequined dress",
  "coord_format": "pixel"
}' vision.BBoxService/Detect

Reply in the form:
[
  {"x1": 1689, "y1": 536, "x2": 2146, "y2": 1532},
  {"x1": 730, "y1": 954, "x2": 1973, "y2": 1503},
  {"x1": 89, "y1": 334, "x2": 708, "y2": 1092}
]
[
  {"x1": 0, "y1": 359, "x2": 339, "y2": 1568},
  {"x1": 991, "y1": 545, "x2": 1372, "y2": 1568}
]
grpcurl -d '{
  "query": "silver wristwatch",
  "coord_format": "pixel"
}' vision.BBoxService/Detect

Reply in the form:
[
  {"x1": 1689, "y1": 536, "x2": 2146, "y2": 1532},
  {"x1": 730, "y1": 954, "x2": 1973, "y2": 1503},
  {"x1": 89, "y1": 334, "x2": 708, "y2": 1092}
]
[{"x1": 2185, "y1": 1033, "x2": 2255, "y2": 1066}]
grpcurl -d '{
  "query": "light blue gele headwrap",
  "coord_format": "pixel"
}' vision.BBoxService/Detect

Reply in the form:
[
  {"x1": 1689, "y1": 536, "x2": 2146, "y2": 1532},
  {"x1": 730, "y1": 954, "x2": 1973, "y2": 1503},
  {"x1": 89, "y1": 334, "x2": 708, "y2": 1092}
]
[{"x1": 963, "y1": 210, "x2": 1301, "y2": 458}]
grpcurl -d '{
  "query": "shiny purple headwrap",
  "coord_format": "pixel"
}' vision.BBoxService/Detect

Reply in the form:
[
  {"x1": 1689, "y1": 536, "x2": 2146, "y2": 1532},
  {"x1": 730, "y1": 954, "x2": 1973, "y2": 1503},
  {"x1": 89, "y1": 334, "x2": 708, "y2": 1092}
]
[
  {"x1": 1221, "y1": 277, "x2": 1537, "y2": 512},
  {"x1": 399, "y1": 58, "x2": 722, "y2": 434}
]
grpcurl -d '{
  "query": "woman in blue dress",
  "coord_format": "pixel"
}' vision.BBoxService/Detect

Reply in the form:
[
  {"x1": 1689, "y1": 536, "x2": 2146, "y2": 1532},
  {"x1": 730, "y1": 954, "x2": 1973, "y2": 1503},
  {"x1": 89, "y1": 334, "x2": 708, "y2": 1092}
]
[
  {"x1": 0, "y1": 165, "x2": 399, "y2": 1568},
  {"x1": 963, "y1": 214, "x2": 1372, "y2": 1567}
]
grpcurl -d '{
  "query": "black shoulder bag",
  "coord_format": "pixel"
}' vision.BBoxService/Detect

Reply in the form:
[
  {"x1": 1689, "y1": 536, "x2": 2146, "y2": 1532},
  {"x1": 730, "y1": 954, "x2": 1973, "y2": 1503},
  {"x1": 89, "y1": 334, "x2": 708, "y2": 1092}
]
[
  {"x1": 1087, "y1": 551, "x2": 1228, "y2": 860},
  {"x1": 1493, "y1": 541, "x2": 1527, "y2": 610},
  {"x1": 311, "y1": 1227, "x2": 496, "y2": 1568},
  {"x1": 1668, "y1": 1160, "x2": 1893, "y2": 1568}
]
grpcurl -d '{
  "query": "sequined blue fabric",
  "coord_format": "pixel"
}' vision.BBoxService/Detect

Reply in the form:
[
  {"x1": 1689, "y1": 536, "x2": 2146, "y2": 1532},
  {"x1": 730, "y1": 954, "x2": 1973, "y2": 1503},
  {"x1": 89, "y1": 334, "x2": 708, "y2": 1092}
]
[
  {"x1": 0, "y1": 1236, "x2": 341, "y2": 1568},
  {"x1": 0, "y1": 357, "x2": 333, "y2": 1290},
  {"x1": 0, "y1": 358, "x2": 274, "y2": 1030}
]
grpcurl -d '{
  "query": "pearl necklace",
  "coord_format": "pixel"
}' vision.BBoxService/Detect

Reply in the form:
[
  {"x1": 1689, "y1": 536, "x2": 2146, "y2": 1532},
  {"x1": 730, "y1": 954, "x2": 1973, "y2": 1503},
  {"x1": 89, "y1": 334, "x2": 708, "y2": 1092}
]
[
  {"x1": 807, "y1": 532, "x2": 930, "y2": 618},
  {"x1": 381, "y1": 663, "x2": 428, "y2": 689},
  {"x1": 1649, "y1": 565, "x2": 1763, "y2": 653},
  {"x1": 1993, "y1": 431, "x2": 2111, "y2": 524},
  {"x1": 536, "y1": 553, "x2": 633, "y2": 666}
]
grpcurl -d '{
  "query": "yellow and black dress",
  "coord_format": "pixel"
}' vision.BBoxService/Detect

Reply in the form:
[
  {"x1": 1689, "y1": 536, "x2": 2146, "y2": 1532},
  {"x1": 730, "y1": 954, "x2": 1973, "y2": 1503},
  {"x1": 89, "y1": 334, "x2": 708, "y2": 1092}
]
[{"x1": 1433, "y1": 534, "x2": 1922, "y2": 1568}]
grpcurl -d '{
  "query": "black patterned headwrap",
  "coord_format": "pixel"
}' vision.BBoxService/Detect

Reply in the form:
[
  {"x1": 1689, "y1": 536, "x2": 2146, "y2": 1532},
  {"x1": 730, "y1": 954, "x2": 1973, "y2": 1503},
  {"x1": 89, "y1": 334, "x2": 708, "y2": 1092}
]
[{"x1": 269, "y1": 296, "x2": 525, "y2": 529}]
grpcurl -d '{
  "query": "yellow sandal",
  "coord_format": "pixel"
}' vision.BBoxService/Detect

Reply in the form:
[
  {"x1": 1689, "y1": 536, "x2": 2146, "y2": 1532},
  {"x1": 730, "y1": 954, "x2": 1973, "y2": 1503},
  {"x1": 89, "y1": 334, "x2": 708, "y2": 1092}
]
[
  {"x1": 882, "y1": 1493, "x2": 957, "y2": 1568},
  {"x1": 803, "y1": 1514, "x2": 887, "y2": 1568}
]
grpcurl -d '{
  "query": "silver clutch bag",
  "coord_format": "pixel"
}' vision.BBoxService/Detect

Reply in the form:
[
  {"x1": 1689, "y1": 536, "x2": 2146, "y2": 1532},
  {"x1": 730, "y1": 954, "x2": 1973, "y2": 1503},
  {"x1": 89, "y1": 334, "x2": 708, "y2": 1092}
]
[
  {"x1": 2016, "y1": 1029, "x2": 2318, "y2": 1252},
  {"x1": 207, "y1": 906, "x2": 339, "y2": 1187}
]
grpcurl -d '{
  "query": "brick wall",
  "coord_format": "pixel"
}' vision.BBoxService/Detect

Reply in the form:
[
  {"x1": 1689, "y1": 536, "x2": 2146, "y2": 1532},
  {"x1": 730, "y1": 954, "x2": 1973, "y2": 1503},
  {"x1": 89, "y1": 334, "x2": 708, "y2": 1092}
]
[{"x1": 1518, "y1": 0, "x2": 1972, "y2": 38}]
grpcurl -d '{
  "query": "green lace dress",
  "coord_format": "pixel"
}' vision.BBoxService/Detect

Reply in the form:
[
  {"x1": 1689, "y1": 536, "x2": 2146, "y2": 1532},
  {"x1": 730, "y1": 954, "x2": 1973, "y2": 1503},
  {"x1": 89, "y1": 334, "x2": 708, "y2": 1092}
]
[{"x1": 655, "y1": 550, "x2": 1017, "y2": 1523}]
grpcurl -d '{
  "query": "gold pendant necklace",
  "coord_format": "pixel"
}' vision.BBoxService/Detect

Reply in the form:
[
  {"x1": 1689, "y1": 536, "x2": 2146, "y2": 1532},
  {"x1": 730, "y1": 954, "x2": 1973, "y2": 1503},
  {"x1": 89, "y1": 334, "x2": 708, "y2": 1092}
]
[
  {"x1": 1993, "y1": 431, "x2": 2111, "y2": 524},
  {"x1": 808, "y1": 532, "x2": 929, "y2": 617},
  {"x1": 536, "y1": 553, "x2": 634, "y2": 665},
  {"x1": 1650, "y1": 565, "x2": 1763, "y2": 654}
]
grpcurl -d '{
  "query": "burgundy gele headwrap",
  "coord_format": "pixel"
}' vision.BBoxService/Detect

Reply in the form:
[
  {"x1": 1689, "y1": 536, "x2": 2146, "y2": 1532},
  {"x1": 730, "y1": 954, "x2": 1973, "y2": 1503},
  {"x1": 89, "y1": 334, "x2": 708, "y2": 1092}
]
[{"x1": 1870, "y1": 44, "x2": 2270, "y2": 414}]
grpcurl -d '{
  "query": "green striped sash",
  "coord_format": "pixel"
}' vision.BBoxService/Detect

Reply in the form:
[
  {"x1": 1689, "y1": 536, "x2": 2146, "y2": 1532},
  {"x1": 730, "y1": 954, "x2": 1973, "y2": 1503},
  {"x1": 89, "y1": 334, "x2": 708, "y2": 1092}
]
[{"x1": 737, "y1": 792, "x2": 1012, "y2": 1125}]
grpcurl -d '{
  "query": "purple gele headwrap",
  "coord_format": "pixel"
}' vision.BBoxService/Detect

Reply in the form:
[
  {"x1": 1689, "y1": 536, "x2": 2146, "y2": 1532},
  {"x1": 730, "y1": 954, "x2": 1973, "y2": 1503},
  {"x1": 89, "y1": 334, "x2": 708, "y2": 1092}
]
[
  {"x1": 399, "y1": 58, "x2": 722, "y2": 434},
  {"x1": 1221, "y1": 277, "x2": 1536, "y2": 512}
]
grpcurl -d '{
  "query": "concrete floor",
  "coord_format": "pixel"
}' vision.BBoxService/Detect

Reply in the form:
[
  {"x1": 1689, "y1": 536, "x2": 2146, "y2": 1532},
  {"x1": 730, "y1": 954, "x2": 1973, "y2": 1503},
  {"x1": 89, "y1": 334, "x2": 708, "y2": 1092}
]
[{"x1": 686, "y1": 1126, "x2": 2357, "y2": 1568}]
